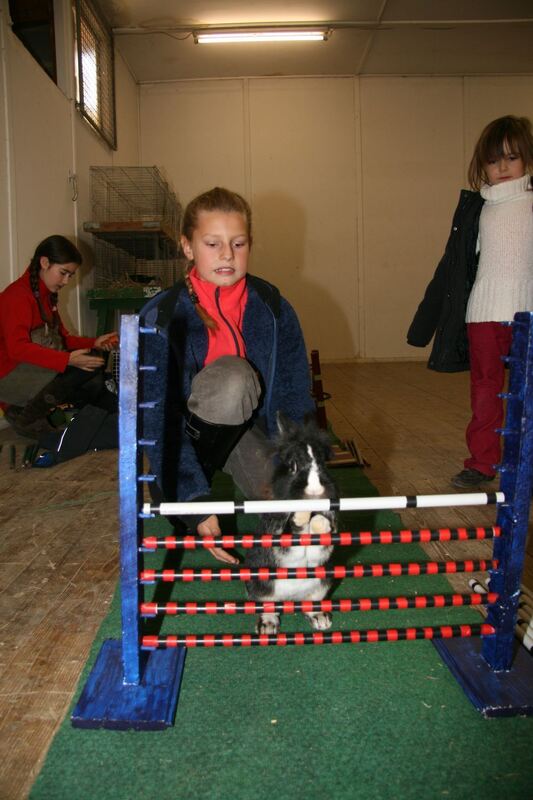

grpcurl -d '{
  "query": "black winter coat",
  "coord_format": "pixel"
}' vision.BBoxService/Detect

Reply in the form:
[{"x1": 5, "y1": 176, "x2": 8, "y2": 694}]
[{"x1": 407, "y1": 190, "x2": 484, "y2": 372}]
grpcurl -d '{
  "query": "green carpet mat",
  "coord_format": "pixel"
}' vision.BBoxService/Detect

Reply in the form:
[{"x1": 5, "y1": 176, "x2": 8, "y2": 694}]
[{"x1": 30, "y1": 468, "x2": 533, "y2": 800}]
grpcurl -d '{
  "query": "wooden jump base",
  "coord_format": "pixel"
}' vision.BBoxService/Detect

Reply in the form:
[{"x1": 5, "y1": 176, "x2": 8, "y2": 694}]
[{"x1": 71, "y1": 312, "x2": 533, "y2": 730}]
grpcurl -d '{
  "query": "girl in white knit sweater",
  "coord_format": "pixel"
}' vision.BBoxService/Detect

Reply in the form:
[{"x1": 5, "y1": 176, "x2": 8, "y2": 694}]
[
  {"x1": 407, "y1": 116, "x2": 533, "y2": 488},
  {"x1": 454, "y1": 116, "x2": 533, "y2": 487}
]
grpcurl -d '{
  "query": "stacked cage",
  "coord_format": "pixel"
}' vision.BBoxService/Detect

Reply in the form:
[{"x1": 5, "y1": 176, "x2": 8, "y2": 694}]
[{"x1": 85, "y1": 166, "x2": 183, "y2": 289}]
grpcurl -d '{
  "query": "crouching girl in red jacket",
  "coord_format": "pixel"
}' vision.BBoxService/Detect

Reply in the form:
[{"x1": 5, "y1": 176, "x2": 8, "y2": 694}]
[{"x1": 0, "y1": 235, "x2": 117, "y2": 438}]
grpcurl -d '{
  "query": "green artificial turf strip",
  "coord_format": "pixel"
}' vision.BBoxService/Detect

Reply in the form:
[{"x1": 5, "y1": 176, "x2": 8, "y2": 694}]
[{"x1": 30, "y1": 467, "x2": 533, "y2": 800}]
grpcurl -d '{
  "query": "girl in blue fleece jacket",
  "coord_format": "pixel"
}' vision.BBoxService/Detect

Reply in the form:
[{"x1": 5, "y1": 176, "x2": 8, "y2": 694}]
[{"x1": 141, "y1": 187, "x2": 314, "y2": 562}]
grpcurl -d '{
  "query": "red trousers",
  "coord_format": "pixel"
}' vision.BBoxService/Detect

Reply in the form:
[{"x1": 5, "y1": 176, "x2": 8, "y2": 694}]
[{"x1": 464, "y1": 322, "x2": 513, "y2": 475}]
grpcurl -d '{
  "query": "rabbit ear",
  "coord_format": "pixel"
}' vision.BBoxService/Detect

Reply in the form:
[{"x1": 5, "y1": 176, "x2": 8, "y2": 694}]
[
  {"x1": 303, "y1": 411, "x2": 320, "y2": 429},
  {"x1": 276, "y1": 410, "x2": 295, "y2": 435}
]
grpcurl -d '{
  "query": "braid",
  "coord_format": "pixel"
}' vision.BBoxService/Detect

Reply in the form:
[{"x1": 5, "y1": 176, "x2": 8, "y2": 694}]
[
  {"x1": 29, "y1": 256, "x2": 53, "y2": 325},
  {"x1": 184, "y1": 263, "x2": 218, "y2": 330}
]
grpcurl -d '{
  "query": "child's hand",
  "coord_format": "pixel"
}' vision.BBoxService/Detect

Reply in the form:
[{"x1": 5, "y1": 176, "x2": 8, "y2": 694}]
[
  {"x1": 94, "y1": 332, "x2": 119, "y2": 350},
  {"x1": 197, "y1": 515, "x2": 239, "y2": 564},
  {"x1": 68, "y1": 349, "x2": 105, "y2": 371}
]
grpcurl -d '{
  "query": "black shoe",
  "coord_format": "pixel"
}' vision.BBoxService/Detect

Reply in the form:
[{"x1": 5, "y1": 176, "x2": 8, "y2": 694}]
[
  {"x1": 451, "y1": 468, "x2": 495, "y2": 489},
  {"x1": 4, "y1": 404, "x2": 24, "y2": 426}
]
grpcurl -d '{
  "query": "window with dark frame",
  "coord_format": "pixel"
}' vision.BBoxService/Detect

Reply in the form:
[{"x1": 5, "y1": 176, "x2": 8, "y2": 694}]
[
  {"x1": 74, "y1": 0, "x2": 116, "y2": 150},
  {"x1": 9, "y1": 0, "x2": 57, "y2": 83}
]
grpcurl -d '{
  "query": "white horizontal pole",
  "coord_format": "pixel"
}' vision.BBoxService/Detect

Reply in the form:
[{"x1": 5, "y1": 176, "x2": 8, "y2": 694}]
[
  {"x1": 148, "y1": 501, "x2": 237, "y2": 517},
  {"x1": 144, "y1": 491, "x2": 504, "y2": 518},
  {"x1": 230, "y1": 499, "x2": 330, "y2": 514},
  {"x1": 339, "y1": 492, "x2": 505, "y2": 511}
]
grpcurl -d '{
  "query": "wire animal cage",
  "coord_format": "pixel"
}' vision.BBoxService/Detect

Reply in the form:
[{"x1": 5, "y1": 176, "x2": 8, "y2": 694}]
[{"x1": 85, "y1": 166, "x2": 183, "y2": 289}]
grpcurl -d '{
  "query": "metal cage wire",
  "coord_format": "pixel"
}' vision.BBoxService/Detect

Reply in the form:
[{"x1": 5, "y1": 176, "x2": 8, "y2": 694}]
[
  {"x1": 89, "y1": 166, "x2": 180, "y2": 227},
  {"x1": 87, "y1": 166, "x2": 183, "y2": 288}
]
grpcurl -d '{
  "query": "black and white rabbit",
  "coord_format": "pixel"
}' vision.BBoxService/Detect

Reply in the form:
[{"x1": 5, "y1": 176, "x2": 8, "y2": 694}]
[{"x1": 245, "y1": 413, "x2": 337, "y2": 634}]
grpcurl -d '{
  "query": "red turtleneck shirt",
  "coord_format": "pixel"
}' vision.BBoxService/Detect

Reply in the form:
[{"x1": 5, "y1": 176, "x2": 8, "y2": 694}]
[{"x1": 189, "y1": 267, "x2": 248, "y2": 366}]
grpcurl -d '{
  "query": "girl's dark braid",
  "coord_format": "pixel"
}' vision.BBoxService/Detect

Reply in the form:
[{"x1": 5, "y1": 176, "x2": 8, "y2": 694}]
[
  {"x1": 183, "y1": 262, "x2": 218, "y2": 330},
  {"x1": 29, "y1": 257, "x2": 58, "y2": 328}
]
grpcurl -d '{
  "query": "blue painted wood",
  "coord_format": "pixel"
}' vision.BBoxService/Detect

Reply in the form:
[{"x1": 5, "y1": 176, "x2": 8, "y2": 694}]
[
  {"x1": 484, "y1": 313, "x2": 533, "y2": 670},
  {"x1": 433, "y1": 636, "x2": 533, "y2": 717},
  {"x1": 434, "y1": 313, "x2": 533, "y2": 715},
  {"x1": 118, "y1": 314, "x2": 144, "y2": 685},
  {"x1": 72, "y1": 314, "x2": 189, "y2": 729},
  {"x1": 71, "y1": 639, "x2": 187, "y2": 730}
]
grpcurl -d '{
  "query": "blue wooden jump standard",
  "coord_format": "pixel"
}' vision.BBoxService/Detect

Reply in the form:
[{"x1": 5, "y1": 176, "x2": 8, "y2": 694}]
[
  {"x1": 71, "y1": 313, "x2": 533, "y2": 729},
  {"x1": 433, "y1": 312, "x2": 533, "y2": 715}
]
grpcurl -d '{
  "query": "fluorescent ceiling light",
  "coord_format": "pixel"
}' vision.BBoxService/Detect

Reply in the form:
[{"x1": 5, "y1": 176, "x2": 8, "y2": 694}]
[{"x1": 195, "y1": 30, "x2": 330, "y2": 44}]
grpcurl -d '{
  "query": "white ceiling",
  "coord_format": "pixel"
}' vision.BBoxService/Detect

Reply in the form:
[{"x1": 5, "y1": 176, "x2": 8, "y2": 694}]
[{"x1": 106, "y1": 0, "x2": 533, "y2": 82}]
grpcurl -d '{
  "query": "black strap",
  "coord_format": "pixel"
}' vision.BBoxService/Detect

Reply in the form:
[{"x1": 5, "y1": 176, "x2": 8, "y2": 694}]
[
  {"x1": 247, "y1": 275, "x2": 281, "y2": 319},
  {"x1": 154, "y1": 280, "x2": 186, "y2": 330}
]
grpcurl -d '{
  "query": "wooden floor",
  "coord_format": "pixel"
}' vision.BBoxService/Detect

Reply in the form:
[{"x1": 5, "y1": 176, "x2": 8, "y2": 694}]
[{"x1": 0, "y1": 361, "x2": 531, "y2": 799}]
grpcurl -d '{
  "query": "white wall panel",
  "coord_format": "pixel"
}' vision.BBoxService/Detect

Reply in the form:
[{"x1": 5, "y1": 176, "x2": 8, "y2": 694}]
[
  {"x1": 6, "y1": 31, "x2": 76, "y2": 328},
  {"x1": 464, "y1": 76, "x2": 533, "y2": 165},
  {"x1": 140, "y1": 80, "x2": 247, "y2": 209},
  {"x1": 359, "y1": 77, "x2": 465, "y2": 360},
  {"x1": 8, "y1": 38, "x2": 73, "y2": 269},
  {"x1": 248, "y1": 77, "x2": 359, "y2": 360}
]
